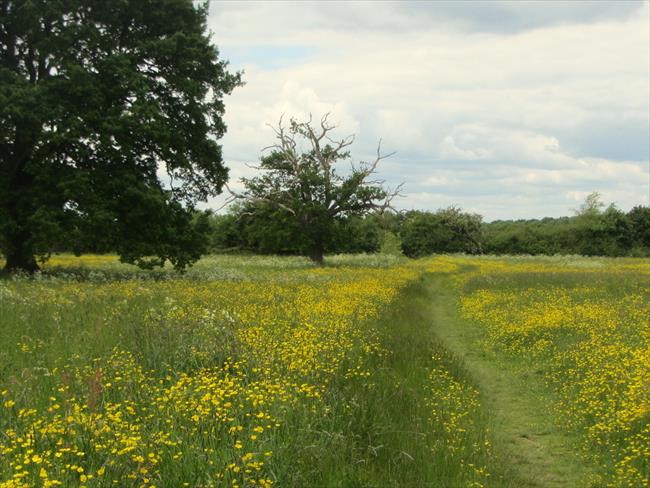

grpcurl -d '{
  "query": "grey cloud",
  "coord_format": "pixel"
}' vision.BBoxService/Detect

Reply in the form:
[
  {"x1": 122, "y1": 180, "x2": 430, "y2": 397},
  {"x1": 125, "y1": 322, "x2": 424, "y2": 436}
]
[
  {"x1": 396, "y1": 1, "x2": 644, "y2": 34},
  {"x1": 213, "y1": 1, "x2": 643, "y2": 38},
  {"x1": 563, "y1": 120, "x2": 650, "y2": 161}
]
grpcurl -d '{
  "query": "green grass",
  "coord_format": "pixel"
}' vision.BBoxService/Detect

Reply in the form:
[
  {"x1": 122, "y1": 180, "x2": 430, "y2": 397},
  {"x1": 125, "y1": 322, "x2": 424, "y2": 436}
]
[
  {"x1": 271, "y1": 275, "x2": 513, "y2": 487},
  {"x1": 447, "y1": 257, "x2": 649, "y2": 487},
  {"x1": 423, "y1": 273, "x2": 596, "y2": 487},
  {"x1": 0, "y1": 254, "x2": 495, "y2": 487},
  {"x1": 1, "y1": 253, "x2": 647, "y2": 487}
]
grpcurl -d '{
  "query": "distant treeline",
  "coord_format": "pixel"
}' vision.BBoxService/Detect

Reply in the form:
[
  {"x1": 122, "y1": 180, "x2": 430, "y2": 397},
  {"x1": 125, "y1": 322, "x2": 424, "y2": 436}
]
[
  {"x1": 483, "y1": 204, "x2": 650, "y2": 257},
  {"x1": 208, "y1": 198, "x2": 650, "y2": 258}
]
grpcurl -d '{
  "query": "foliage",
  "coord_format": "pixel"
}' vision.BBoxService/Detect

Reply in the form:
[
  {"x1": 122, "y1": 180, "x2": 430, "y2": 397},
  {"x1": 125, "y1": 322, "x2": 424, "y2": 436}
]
[
  {"x1": 209, "y1": 193, "x2": 649, "y2": 259},
  {"x1": 2, "y1": 253, "x2": 482, "y2": 487},
  {"x1": 628, "y1": 205, "x2": 650, "y2": 251},
  {"x1": 378, "y1": 230, "x2": 403, "y2": 256},
  {"x1": 209, "y1": 206, "x2": 411, "y2": 257},
  {"x1": 0, "y1": 0, "x2": 240, "y2": 272},
  {"x1": 400, "y1": 207, "x2": 483, "y2": 257},
  {"x1": 574, "y1": 191, "x2": 606, "y2": 217},
  {"x1": 483, "y1": 200, "x2": 649, "y2": 257}
]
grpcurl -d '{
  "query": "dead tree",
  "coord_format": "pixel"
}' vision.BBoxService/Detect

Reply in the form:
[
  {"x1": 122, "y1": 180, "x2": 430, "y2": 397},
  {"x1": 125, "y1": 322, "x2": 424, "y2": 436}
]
[{"x1": 224, "y1": 114, "x2": 403, "y2": 263}]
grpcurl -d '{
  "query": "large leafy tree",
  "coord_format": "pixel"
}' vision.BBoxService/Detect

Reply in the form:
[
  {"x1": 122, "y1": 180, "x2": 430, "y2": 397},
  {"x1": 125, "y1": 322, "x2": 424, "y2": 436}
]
[
  {"x1": 226, "y1": 115, "x2": 402, "y2": 263},
  {"x1": 0, "y1": 0, "x2": 240, "y2": 272}
]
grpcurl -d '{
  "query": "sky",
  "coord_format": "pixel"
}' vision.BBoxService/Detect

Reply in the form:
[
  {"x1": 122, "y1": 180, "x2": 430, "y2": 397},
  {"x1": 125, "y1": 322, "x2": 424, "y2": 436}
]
[{"x1": 206, "y1": 0, "x2": 650, "y2": 221}]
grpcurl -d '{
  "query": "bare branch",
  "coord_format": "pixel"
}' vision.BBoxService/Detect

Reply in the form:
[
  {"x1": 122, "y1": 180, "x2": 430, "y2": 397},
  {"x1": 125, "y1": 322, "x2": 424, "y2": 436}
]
[
  {"x1": 325, "y1": 134, "x2": 355, "y2": 154},
  {"x1": 304, "y1": 113, "x2": 333, "y2": 171},
  {"x1": 214, "y1": 185, "x2": 239, "y2": 212},
  {"x1": 266, "y1": 113, "x2": 286, "y2": 139},
  {"x1": 316, "y1": 112, "x2": 333, "y2": 142},
  {"x1": 375, "y1": 182, "x2": 405, "y2": 213},
  {"x1": 354, "y1": 138, "x2": 396, "y2": 186}
]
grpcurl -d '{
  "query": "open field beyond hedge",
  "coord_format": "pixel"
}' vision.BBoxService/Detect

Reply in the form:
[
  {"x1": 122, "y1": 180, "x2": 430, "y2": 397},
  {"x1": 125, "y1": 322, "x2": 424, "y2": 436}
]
[{"x1": 1, "y1": 254, "x2": 648, "y2": 487}]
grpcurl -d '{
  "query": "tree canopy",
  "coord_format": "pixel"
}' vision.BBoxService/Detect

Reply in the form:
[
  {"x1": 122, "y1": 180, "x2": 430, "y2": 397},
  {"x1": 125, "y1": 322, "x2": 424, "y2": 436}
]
[
  {"x1": 400, "y1": 207, "x2": 482, "y2": 257},
  {"x1": 0, "y1": 0, "x2": 240, "y2": 272}
]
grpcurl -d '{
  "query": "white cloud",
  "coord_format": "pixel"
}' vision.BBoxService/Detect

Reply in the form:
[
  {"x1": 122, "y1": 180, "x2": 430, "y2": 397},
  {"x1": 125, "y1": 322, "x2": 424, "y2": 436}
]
[
  {"x1": 439, "y1": 124, "x2": 585, "y2": 168},
  {"x1": 209, "y1": 1, "x2": 650, "y2": 220}
]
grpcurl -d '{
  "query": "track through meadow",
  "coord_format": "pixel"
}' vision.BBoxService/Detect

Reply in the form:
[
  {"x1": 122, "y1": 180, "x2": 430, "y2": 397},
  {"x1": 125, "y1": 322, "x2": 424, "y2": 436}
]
[{"x1": 422, "y1": 272, "x2": 596, "y2": 487}]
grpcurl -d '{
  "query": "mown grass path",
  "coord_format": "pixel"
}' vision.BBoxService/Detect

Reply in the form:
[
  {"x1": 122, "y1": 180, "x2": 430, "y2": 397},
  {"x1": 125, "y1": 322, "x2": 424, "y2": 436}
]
[
  {"x1": 276, "y1": 274, "x2": 517, "y2": 487},
  {"x1": 423, "y1": 272, "x2": 596, "y2": 487}
]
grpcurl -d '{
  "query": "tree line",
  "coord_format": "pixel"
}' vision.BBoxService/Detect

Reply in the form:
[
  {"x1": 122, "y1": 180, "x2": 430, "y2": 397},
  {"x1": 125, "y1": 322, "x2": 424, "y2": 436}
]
[{"x1": 207, "y1": 194, "x2": 650, "y2": 259}]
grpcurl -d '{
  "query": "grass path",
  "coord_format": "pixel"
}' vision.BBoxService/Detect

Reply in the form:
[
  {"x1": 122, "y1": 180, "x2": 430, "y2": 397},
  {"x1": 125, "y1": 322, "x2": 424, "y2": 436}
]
[
  {"x1": 275, "y1": 274, "x2": 519, "y2": 486},
  {"x1": 423, "y1": 273, "x2": 596, "y2": 487}
]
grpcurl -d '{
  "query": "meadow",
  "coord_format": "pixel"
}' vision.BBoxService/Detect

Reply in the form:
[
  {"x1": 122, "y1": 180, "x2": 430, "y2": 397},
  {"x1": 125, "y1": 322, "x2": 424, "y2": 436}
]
[{"x1": 0, "y1": 254, "x2": 648, "y2": 487}]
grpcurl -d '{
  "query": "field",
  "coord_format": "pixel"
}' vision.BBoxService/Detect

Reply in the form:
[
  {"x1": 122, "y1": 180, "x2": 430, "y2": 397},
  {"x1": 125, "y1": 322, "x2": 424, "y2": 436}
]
[{"x1": 0, "y1": 254, "x2": 648, "y2": 487}]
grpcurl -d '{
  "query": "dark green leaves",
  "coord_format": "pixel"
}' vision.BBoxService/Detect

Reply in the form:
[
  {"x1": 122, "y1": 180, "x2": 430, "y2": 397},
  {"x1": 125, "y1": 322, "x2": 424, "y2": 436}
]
[{"x1": 1, "y1": 0, "x2": 241, "y2": 271}]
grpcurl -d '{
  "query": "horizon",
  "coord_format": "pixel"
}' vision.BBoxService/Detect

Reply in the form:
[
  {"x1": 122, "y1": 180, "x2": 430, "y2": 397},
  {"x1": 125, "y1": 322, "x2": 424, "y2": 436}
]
[{"x1": 204, "y1": 0, "x2": 650, "y2": 221}]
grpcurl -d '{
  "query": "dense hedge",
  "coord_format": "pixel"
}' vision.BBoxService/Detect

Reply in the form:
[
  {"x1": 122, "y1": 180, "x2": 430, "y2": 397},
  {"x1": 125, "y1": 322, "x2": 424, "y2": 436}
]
[{"x1": 208, "y1": 203, "x2": 650, "y2": 258}]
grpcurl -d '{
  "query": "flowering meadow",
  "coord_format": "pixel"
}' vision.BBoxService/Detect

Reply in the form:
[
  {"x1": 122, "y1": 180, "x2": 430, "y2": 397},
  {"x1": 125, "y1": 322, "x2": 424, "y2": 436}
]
[
  {"x1": 1, "y1": 254, "x2": 648, "y2": 487},
  {"x1": 0, "y1": 255, "x2": 491, "y2": 487},
  {"x1": 449, "y1": 256, "x2": 650, "y2": 487}
]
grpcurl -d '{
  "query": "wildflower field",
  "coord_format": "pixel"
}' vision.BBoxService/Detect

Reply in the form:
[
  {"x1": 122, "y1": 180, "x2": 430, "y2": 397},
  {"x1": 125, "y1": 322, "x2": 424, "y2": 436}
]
[
  {"x1": 0, "y1": 254, "x2": 648, "y2": 487},
  {"x1": 452, "y1": 256, "x2": 650, "y2": 487}
]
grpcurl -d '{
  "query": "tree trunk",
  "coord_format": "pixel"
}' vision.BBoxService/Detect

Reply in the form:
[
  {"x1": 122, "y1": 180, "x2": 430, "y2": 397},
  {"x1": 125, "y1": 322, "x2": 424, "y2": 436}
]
[
  {"x1": 307, "y1": 240, "x2": 324, "y2": 265},
  {"x1": 2, "y1": 121, "x2": 40, "y2": 274},
  {"x1": 2, "y1": 231, "x2": 39, "y2": 273}
]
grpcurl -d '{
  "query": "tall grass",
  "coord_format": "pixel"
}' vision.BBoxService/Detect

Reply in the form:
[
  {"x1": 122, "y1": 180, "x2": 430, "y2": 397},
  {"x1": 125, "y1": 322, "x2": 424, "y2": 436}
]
[
  {"x1": 0, "y1": 254, "x2": 493, "y2": 487},
  {"x1": 2, "y1": 253, "x2": 646, "y2": 487},
  {"x1": 452, "y1": 256, "x2": 650, "y2": 487}
]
